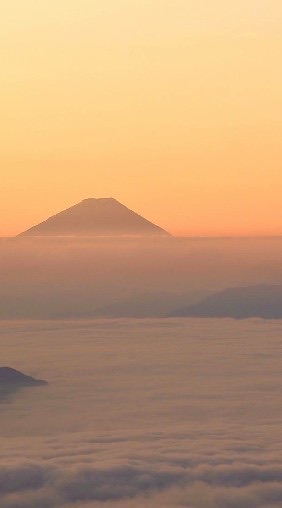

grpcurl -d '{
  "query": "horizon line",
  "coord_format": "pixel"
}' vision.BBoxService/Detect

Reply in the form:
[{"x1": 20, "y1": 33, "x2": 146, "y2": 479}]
[{"x1": 1, "y1": 234, "x2": 282, "y2": 240}]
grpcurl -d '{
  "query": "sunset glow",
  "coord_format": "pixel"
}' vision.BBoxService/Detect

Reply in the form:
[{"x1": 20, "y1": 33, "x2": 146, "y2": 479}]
[
  {"x1": 1, "y1": 0, "x2": 282, "y2": 236},
  {"x1": 2, "y1": 5, "x2": 282, "y2": 506}
]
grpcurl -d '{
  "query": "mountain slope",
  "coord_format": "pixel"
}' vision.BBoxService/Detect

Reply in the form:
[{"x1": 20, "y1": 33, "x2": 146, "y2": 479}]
[
  {"x1": 0, "y1": 367, "x2": 47, "y2": 385},
  {"x1": 18, "y1": 198, "x2": 170, "y2": 237},
  {"x1": 169, "y1": 284, "x2": 282, "y2": 319}
]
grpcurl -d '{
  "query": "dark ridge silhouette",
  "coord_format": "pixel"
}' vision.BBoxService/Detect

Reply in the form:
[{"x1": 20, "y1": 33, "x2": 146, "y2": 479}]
[
  {"x1": 0, "y1": 367, "x2": 47, "y2": 402},
  {"x1": 0, "y1": 367, "x2": 47, "y2": 385},
  {"x1": 18, "y1": 198, "x2": 170, "y2": 237},
  {"x1": 169, "y1": 284, "x2": 282, "y2": 319}
]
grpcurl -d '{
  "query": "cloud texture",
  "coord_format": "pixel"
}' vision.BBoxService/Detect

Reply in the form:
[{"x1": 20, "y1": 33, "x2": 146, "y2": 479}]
[
  {"x1": 1, "y1": 318, "x2": 282, "y2": 507},
  {"x1": 2, "y1": 431, "x2": 282, "y2": 507}
]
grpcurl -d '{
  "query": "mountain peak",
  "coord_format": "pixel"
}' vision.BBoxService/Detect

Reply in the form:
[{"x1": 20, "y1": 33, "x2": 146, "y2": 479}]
[
  {"x1": 18, "y1": 198, "x2": 171, "y2": 237},
  {"x1": 81, "y1": 197, "x2": 115, "y2": 202},
  {"x1": 0, "y1": 366, "x2": 47, "y2": 385}
]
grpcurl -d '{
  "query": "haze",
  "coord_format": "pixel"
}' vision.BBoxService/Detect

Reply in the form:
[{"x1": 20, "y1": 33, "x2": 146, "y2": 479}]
[
  {"x1": 2, "y1": 2, "x2": 282, "y2": 506},
  {"x1": 1, "y1": 237, "x2": 282, "y2": 319},
  {"x1": 2, "y1": 0, "x2": 282, "y2": 236}
]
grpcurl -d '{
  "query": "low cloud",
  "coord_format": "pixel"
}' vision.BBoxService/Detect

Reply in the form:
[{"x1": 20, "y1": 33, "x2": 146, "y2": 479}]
[
  {"x1": 1, "y1": 433, "x2": 282, "y2": 507},
  {"x1": 2, "y1": 319, "x2": 282, "y2": 507}
]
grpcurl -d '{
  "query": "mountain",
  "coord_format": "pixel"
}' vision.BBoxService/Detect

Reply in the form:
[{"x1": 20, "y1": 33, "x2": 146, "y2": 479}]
[
  {"x1": 18, "y1": 198, "x2": 170, "y2": 237},
  {"x1": 0, "y1": 367, "x2": 47, "y2": 402},
  {"x1": 169, "y1": 284, "x2": 282, "y2": 319},
  {"x1": 0, "y1": 367, "x2": 47, "y2": 385}
]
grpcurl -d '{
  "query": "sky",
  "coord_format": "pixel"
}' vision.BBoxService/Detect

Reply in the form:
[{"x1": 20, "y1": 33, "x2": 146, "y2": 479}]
[{"x1": 1, "y1": 0, "x2": 282, "y2": 236}]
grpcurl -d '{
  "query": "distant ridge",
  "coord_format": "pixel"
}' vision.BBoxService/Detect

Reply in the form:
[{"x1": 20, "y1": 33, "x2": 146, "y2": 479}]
[
  {"x1": 169, "y1": 284, "x2": 282, "y2": 319},
  {"x1": 0, "y1": 366, "x2": 47, "y2": 402},
  {"x1": 18, "y1": 198, "x2": 170, "y2": 237},
  {"x1": 0, "y1": 367, "x2": 47, "y2": 386}
]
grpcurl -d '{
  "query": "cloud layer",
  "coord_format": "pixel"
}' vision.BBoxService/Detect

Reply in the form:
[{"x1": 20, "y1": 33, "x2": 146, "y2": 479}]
[
  {"x1": 1, "y1": 318, "x2": 282, "y2": 507},
  {"x1": 2, "y1": 431, "x2": 282, "y2": 507}
]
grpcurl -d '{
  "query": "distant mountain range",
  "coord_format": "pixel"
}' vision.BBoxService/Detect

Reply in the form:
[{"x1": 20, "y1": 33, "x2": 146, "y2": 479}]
[
  {"x1": 19, "y1": 198, "x2": 170, "y2": 237},
  {"x1": 169, "y1": 284, "x2": 282, "y2": 319}
]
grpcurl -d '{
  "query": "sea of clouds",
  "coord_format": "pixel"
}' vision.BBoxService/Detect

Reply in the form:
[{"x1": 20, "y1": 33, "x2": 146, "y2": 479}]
[{"x1": 1, "y1": 318, "x2": 282, "y2": 507}]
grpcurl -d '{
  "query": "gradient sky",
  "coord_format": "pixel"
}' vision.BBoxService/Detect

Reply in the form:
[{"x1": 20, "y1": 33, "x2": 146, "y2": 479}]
[{"x1": 1, "y1": 0, "x2": 282, "y2": 236}]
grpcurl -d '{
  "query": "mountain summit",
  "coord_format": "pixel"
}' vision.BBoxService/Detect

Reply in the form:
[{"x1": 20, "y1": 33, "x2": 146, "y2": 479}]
[{"x1": 19, "y1": 198, "x2": 170, "y2": 237}]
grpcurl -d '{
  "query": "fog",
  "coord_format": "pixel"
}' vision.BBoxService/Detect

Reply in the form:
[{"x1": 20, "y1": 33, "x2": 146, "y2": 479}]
[
  {"x1": 1, "y1": 318, "x2": 282, "y2": 507},
  {"x1": 1, "y1": 237, "x2": 282, "y2": 318}
]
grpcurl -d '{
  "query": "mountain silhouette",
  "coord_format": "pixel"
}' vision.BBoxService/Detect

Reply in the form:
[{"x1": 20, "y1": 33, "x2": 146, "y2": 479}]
[
  {"x1": 0, "y1": 367, "x2": 47, "y2": 402},
  {"x1": 0, "y1": 367, "x2": 47, "y2": 385},
  {"x1": 169, "y1": 284, "x2": 282, "y2": 319},
  {"x1": 18, "y1": 198, "x2": 170, "y2": 237}
]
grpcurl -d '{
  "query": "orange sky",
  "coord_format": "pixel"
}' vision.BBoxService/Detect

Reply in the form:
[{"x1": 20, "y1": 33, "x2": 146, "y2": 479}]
[{"x1": 1, "y1": 0, "x2": 282, "y2": 237}]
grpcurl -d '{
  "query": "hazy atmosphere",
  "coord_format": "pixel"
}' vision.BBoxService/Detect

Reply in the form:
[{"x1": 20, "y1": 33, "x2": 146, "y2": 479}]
[
  {"x1": 1, "y1": 237, "x2": 282, "y2": 319},
  {"x1": 1, "y1": 236, "x2": 282, "y2": 506},
  {"x1": 1, "y1": 1, "x2": 282, "y2": 507}
]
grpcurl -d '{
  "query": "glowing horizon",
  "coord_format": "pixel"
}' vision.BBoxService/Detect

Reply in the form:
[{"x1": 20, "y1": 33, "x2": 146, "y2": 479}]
[{"x1": 2, "y1": 0, "x2": 282, "y2": 237}]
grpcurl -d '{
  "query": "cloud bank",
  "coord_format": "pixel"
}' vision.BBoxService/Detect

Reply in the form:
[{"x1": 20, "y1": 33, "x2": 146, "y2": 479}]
[
  {"x1": 2, "y1": 431, "x2": 282, "y2": 507},
  {"x1": 1, "y1": 318, "x2": 282, "y2": 507}
]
